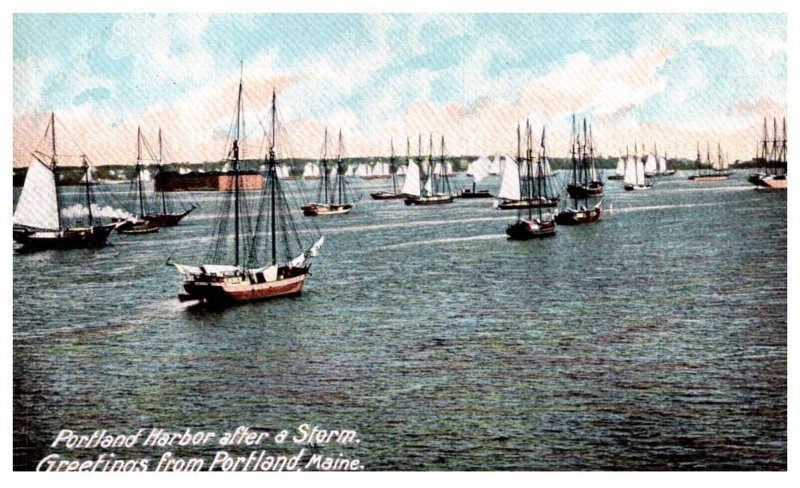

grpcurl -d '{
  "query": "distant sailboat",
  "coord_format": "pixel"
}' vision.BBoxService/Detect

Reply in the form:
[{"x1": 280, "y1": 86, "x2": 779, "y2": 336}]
[
  {"x1": 565, "y1": 116, "x2": 604, "y2": 198},
  {"x1": 303, "y1": 161, "x2": 322, "y2": 180},
  {"x1": 608, "y1": 150, "x2": 626, "y2": 180},
  {"x1": 656, "y1": 145, "x2": 676, "y2": 176},
  {"x1": 404, "y1": 134, "x2": 455, "y2": 205},
  {"x1": 371, "y1": 139, "x2": 406, "y2": 200},
  {"x1": 623, "y1": 144, "x2": 653, "y2": 190},
  {"x1": 168, "y1": 78, "x2": 324, "y2": 304},
  {"x1": 496, "y1": 121, "x2": 559, "y2": 210},
  {"x1": 688, "y1": 142, "x2": 731, "y2": 182},
  {"x1": 749, "y1": 117, "x2": 787, "y2": 189},
  {"x1": 301, "y1": 129, "x2": 355, "y2": 216},
  {"x1": 13, "y1": 113, "x2": 116, "y2": 250}
]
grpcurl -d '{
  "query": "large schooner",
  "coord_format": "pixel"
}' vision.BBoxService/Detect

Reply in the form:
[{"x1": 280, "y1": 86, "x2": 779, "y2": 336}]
[
  {"x1": 168, "y1": 76, "x2": 324, "y2": 304},
  {"x1": 688, "y1": 142, "x2": 731, "y2": 182},
  {"x1": 301, "y1": 128, "x2": 356, "y2": 216},
  {"x1": 506, "y1": 124, "x2": 557, "y2": 239},
  {"x1": 749, "y1": 117, "x2": 787, "y2": 189},
  {"x1": 13, "y1": 113, "x2": 117, "y2": 250},
  {"x1": 117, "y1": 127, "x2": 196, "y2": 234},
  {"x1": 404, "y1": 134, "x2": 455, "y2": 205},
  {"x1": 496, "y1": 121, "x2": 559, "y2": 210},
  {"x1": 370, "y1": 139, "x2": 406, "y2": 200},
  {"x1": 565, "y1": 116, "x2": 604, "y2": 198}
]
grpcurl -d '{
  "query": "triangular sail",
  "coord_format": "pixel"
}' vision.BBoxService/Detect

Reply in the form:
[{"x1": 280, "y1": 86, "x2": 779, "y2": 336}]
[
  {"x1": 615, "y1": 158, "x2": 625, "y2": 176},
  {"x1": 13, "y1": 158, "x2": 60, "y2": 230},
  {"x1": 401, "y1": 160, "x2": 421, "y2": 196},
  {"x1": 498, "y1": 155, "x2": 521, "y2": 200},
  {"x1": 623, "y1": 157, "x2": 638, "y2": 185}
]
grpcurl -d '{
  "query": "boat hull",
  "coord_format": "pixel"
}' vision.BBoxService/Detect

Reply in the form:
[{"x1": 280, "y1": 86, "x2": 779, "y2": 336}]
[
  {"x1": 607, "y1": 175, "x2": 624, "y2": 180},
  {"x1": 301, "y1": 203, "x2": 353, "y2": 216},
  {"x1": 404, "y1": 195, "x2": 455, "y2": 205},
  {"x1": 566, "y1": 182, "x2": 604, "y2": 199},
  {"x1": 506, "y1": 219, "x2": 556, "y2": 240},
  {"x1": 182, "y1": 272, "x2": 307, "y2": 303},
  {"x1": 758, "y1": 175, "x2": 787, "y2": 190},
  {"x1": 13, "y1": 224, "x2": 114, "y2": 250},
  {"x1": 144, "y1": 208, "x2": 195, "y2": 227},
  {"x1": 688, "y1": 174, "x2": 729, "y2": 182},
  {"x1": 624, "y1": 183, "x2": 653, "y2": 191},
  {"x1": 370, "y1": 191, "x2": 406, "y2": 200},
  {"x1": 555, "y1": 205, "x2": 602, "y2": 225},
  {"x1": 458, "y1": 190, "x2": 493, "y2": 199},
  {"x1": 497, "y1": 197, "x2": 558, "y2": 209}
]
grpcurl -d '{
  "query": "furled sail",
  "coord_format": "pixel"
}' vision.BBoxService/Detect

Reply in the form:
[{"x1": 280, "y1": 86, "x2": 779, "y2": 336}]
[
  {"x1": 13, "y1": 158, "x2": 60, "y2": 230},
  {"x1": 401, "y1": 160, "x2": 421, "y2": 196},
  {"x1": 498, "y1": 155, "x2": 521, "y2": 200}
]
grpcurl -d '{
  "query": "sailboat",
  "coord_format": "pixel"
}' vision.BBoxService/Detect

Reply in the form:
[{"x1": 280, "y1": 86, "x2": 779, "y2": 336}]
[
  {"x1": 404, "y1": 134, "x2": 455, "y2": 205},
  {"x1": 301, "y1": 129, "x2": 355, "y2": 216},
  {"x1": 496, "y1": 122, "x2": 559, "y2": 210},
  {"x1": 555, "y1": 125, "x2": 603, "y2": 225},
  {"x1": 459, "y1": 156, "x2": 493, "y2": 198},
  {"x1": 608, "y1": 150, "x2": 626, "y2": 180},
  {"x1": 302, "y1": 161, "x2": 322, "y2": 180},
  {"x1": 656, "y1": 145, "x2": 676, "y2": 176},
  {"x1": 168, "y1": 79, "x2": 324, "y2": 304},
  {"x1": 623, "y1": 145, "x2": 653, "y2": 190},
  {"x1": 565, "y1": 116, "x2": 604, "y2": 198},
  {"x1": 278, "y1": 164, "x2": 299, "y2": 180},
  {"x1": 13, "y1": 113, "x2": 116, "y2": 250},
  {"x1": 371, "y1": 139, "x2": 406, "y2": 199},
  {"x1": 688, "y1": 142, "x2": 731, "y2": 181},
  {"x1": 506, "y1": 125, "x2": 556, "y2": 239},
  {"x1": 749, "y1": 117, "x2": 787, "y2": 189}
]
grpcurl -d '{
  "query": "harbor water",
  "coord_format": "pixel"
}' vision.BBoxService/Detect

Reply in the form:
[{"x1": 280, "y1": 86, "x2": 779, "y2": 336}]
[{"x1": 13, "y1": 171, "x2": 787, "y2": 470}]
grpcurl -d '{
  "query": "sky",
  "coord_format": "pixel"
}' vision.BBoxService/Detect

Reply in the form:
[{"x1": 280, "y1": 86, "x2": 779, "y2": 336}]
[{"x1": 12, "y1": 13, "x2": 787, "y2": 166}]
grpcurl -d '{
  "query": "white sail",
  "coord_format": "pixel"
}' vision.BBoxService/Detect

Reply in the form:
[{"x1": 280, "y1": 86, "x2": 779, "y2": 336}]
[
  {"x1": 636, "y1": 157, "x2": 646, "y2": 184},
  {"x1": 401, "y1": 160, "x2": 421, "y2": 196},
  {"x1": 13, "y1": 158, "x2": 60, "y2": 230},
  {"x1": 543, "y1": 159, "x2": 553, "y2": 177},
  {"x1": 423, "y1": 175, "x2": 433, "y2": 195},
  {"x1": 615, "y1": 158, "x2": 625, "y2": 176},
  {"x1": 445, "y1": 162, "x2": 454, "y2": 176},
  {"x1": 498, "y1": 156, "x2": 521, "y2": 200},
  {"x1": 179, "y1": 166, "x2": 189, "y2": 175},
  {"x1": 396, "y1": 164, "x2": 407, "y2": 176},
  {"x1": 469, "y1": 156, "x2": 492, "y2": 184},
  {"x1": 141, "y1": 168, "x2": 152, "y2": 182},
  {"x1": 372, "y1": 162, "x2": 390, "y2": 176},
  {"x1": 432, "y1": 162, "x2": 443, "y2": 176},
  {"x1": 657, "y1": 156, "x2": 667, "y2": 174},
  {"x1": 345, "y1": 165, "x2": 356, "y2": 177},
  {"x1": 623, "y1": 157, "x2": 638, "y2": 186},
  {"x1": 644, "y1": 154, "x2": 657, "y2": 175}
]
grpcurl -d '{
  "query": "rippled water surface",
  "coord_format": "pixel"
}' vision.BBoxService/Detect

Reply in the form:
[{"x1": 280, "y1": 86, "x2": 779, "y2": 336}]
[{"x1": 13, "y1": 172, "x2": 787, "y2": 470}]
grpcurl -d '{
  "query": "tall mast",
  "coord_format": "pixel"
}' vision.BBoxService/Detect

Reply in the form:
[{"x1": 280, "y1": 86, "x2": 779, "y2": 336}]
[
  {"x1": 137, "y1": 126, "x2": 145, "y2": 216},
  {"x1": 322, "y1": 127, "x2": 329, "y2": 204},
  {"x1": 428, "y1": 133, "x2": 434, "y2": 194},
  {"x1": 440, "y1": 134, "x2": 449, "y2": 195},
  {"x1": 159, "y1": 128, "x2": 166, "y2": 214},
  {"x1": 270, "y1": 88, "x2": 277, "y2": 266},
  {"x1": 82, "y1": 155, "x2": 94, "y2": 226},
  {"x1": 337, "y1": 129, "x2": 344, "y2": 205},
  {"x1": 571, "y1": 114, "x2": 577, "y2": 185},
  {"x1": 50, "y1": 112, "x2": 63, "y2": 230},
  {"x1": 390, "y1": 139, "x2": 396, "y2": 194},
  {"x1": 232, "y1": 72, "x2": 243, "y2": 267}
]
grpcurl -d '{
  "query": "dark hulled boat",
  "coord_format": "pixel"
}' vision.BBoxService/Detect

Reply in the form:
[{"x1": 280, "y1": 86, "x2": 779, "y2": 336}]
[
  {"x1": 458, "y1": 156, "x2": 493, "y2": 199},
  {"x1": 169, "y1": 76, "x2": 324, "y2": 305},
  {"x1": 371, "y1": 139, "x2": 406, "y2": 200},
  {"x1": 565, "y1": 116, "x2": 604, "y2": 199},
  {"x1": 13, "y1": 113, "x2": 116, "y2": 251},
  {"x1": 301, "y1": 128, "x2": 356, "y2": 216},
  {"x1": 496, "y1": 122, "x2": 559, "y2": 210},
  {"x1": 688, "y1": 142, "x2": 732, "y2": 182},
  {"x1": 506, "y1": 123, "x2": 557, "y2": 240},
  {"x1": 404, "y1": 134, "x2": 455, "y2": 205},
  {"x1": 749, "y1": 117, "x2": 787, "y2": 189}
]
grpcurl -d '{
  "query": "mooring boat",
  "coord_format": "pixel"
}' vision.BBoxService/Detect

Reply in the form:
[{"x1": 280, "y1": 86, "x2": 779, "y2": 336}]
[
  {"x1": 404, "y1": 134, "x2": 455, "y2": 205},
  {"x1": 688, "y1": 142, "x2": 732, "y2": 182},
  {"x1": 301, "y1": 129, "x2": 355, "y2": 216},
  {"x1": 506, "y1": 123, "x2": 557, "y2": 240},
  {"x1": 13, "y1": 113, "x2": 116, "y2": 250},
  {"x1": 496, "y1": 122, "x2": 559, "y2": 210},
  {"x1": 116, "y1": 127, "x2": 196, "y2": 232},
  {"x1": 371, "y1": 139, "x2": 406, "y2": 200},
  {"x1": 565, "y1": 116, "x2": 604, "y2": 198},
  {"x1": 169, "y1": 78, "x2": 324, "y2": 305},
  {"x1": 749, "y1": 117, "x2": 787, "y2": 189}
]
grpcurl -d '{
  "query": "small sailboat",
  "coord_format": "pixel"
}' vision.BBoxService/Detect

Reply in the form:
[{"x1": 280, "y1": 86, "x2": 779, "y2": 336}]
[
  {"x1": 404, "y1": 134, "x2": 455, "y2": 205},
  {"x1": 688, "y1": 142, "x2": 731, "y2": 182},
  {"x1": 278, "y1": 164, "x2": 299, "y2": 180},
  {"x1": 117, "y1": 127, "x2": 196, "y2": 233},
  {"x1": 371, "y1": 139, "x2": 406, "y2": 200},
  {"x1": 565, "y1": 116, "x2": 604, "y2": 198},
  {"x1": 168, "y1": 78, "x2": 324, "y2": 304},
  {"x1": 749, "y1": 117, "x2": 787, "y2": 189},
  {"x1": 607, "y1": 150, "x2": 626, "y2": 180},
  {"x1": 656, "y1": 145, "x2": 676, "y2": 176},
  {"x1": 302, "y1": 161, "x2": 322, "y2": 180},
  {"x1": 623, "y1": 145, "x2": 653, "y2": 190},
  {"x1": 13, "y1": 113, "x2": 116, "y2": 250},
  {"x1": 496, "y1": 121, "x2": 559, "y2": 210},
  {"x1": 301, "y1": 129, "x2": 355, "y2": 216},
  {"x1": 459, "y1": 155, "x2": 493, "y2": 198}
]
